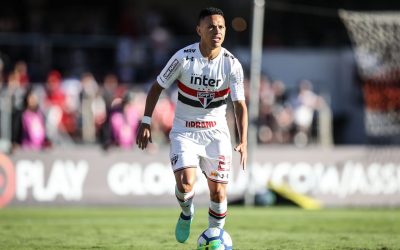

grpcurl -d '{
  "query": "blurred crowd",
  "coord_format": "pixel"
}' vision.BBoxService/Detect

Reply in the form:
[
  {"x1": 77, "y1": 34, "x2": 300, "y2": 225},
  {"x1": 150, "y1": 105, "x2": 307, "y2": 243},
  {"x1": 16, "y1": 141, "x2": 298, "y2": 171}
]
[
  {"x1": 0, "y1": 60, "x2": 175, "y2": 153},
  {"x1": 0, "y1": 60, "x2": 327, "y2": 153},
  {"x1": 253, "y1": 76, "x2": 327, "y2": 146}
]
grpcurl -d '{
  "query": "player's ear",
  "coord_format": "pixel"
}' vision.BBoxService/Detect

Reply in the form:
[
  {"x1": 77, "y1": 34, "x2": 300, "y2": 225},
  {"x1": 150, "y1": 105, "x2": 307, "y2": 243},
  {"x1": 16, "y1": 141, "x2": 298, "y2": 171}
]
[{"x1": 196, "y1": 25, "x2": 201, "y2": 36}]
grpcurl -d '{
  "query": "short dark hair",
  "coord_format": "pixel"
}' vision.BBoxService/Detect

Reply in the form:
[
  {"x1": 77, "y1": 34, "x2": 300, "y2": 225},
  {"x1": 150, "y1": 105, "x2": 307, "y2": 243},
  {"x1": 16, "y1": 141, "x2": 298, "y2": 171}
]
[{"x1": 198, "y1": 7, "x2": 224, "y2": 24}]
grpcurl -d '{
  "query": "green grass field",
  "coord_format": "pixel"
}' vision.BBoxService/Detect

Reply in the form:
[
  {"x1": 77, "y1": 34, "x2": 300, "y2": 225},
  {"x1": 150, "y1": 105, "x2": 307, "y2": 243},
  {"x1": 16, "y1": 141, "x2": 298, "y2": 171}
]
[{"x1": 0, "y1": 206, "x2": 399, "y2": 250}]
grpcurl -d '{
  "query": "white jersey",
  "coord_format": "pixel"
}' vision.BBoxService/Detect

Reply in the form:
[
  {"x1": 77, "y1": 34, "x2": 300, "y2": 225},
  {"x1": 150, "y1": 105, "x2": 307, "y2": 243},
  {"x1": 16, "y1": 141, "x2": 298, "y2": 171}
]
[{"x1": 157, "y1": 43, "x2": 245, "y2": 132}]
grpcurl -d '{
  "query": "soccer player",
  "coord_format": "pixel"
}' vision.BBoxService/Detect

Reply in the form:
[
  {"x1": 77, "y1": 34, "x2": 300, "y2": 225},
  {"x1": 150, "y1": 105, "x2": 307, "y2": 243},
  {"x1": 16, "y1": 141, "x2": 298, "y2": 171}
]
[{"x1": 136, "y1": 7, "x2": 248, "y2": 244}]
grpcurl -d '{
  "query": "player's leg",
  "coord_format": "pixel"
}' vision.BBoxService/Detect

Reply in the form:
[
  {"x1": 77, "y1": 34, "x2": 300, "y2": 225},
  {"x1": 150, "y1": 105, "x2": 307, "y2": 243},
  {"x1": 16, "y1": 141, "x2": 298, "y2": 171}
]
[
  {"x1": 174, "y1": 167, "x2": 197, "y2": 219},
  {"x1": 207, "y1": 180, "x2": 228, "y2": 228},
  {"x1": 201, "y1": 129, "x2": 231, "y2": 229},
  {"x1": 169, "y1": 131, "x2": 201, "y2": 243},
  {"x1": 200, "y1": 153, "x2": 230, "y2": 229},
  {"x1": 174, "y1": 167, "x2": 197, "y2": 243}
]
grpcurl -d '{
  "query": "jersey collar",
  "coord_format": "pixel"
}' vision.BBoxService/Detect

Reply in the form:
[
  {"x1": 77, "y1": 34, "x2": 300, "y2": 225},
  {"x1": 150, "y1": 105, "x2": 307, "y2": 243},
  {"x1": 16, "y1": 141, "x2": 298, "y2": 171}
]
[{"x1": 196, "y1": 42, "x2": 223, "y2": 62}]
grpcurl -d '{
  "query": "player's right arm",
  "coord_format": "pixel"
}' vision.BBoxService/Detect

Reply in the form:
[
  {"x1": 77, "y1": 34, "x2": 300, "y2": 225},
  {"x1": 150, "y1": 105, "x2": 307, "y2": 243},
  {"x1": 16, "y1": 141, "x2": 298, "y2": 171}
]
[
  {"x1": 136, "y1": 48, "x2": 184, "y2": 150},
  {"x1": 136, "y1": 82, "x2": 164, "y2": 150}
]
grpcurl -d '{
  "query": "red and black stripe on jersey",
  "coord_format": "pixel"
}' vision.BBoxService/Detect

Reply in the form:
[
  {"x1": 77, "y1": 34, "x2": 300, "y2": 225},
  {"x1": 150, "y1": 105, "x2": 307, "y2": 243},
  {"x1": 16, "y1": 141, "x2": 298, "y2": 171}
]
[{"x1": 177, "y1": 81, "x2": 230, "y2": 109}]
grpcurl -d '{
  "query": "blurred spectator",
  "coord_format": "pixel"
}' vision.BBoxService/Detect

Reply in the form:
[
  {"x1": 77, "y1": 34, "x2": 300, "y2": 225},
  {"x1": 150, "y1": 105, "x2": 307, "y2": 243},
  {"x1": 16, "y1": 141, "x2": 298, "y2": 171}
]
[
  {"x1": 0, "y1": 70, "x2": 23, "y2": 152},
  {"x1": 101, "y1": 73, "x2": 120, "y2": 109},
  {"x1": 258, "y1": 77, "x2": 275, "y2": 143},
  {"x1": 80, "y1": 72, "x2": 104, "y2": 143},
  {"x1": 97, "y1": 73, "x2": 120, "y2": 148},
  {"x1": 45, "y1": 70, "x2": 66, "y2": 107},
  {"x1": 44, "y1": 70, "x2": 67, "y2": 144},
  {"x1": 271, "y1": 80, "x2": 289, "y2": 106},
  {"x1": 7, "y1": 69, "x2": 26, "y2": 112},
  {"x1": 13, "y1": 61, "x2": 29, "y2": 88},
  {"x1": 270, "y1": 80, "x2": 294, "y2": 143},
  {"x1": 108, "y1": 92, "x2": 140, "y2": 149},
  {"x1": 61, "y1": 76, "x2": 82, "y2": 141},
  {"x1": 292, "y1": 79, "x2": 324, "y2": 146},
  {"x1": 152, "y1": 93, "x2": 175, "y2": 145},
  {"x1": 80, "y1": 72, "x2": 99, "y2": 99},
  {"x1": 7, "y1": 71, "x2": 27, "y2": 148},
  {"x1": 12, "y1": 87, "x2": 49, "y2": 151},
  {"x1": 258, "y1": 78, "x2": 294, "y2": 144}
]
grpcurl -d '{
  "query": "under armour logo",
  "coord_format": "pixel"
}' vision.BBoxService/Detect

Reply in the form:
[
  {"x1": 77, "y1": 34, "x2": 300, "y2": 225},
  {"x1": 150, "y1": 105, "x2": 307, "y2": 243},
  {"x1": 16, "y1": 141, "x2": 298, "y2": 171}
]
[{"x1": 186, "y1": 56, "x2": 194, "y2": 61}]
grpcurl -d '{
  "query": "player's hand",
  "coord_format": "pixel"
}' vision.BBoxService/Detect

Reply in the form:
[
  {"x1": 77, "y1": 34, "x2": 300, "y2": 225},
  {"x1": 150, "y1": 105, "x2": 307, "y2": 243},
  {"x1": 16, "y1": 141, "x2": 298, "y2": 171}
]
[
  {"x1": 234, "y1": 142, "x2": 247, "y2": 171},
  {"x1": 136, "y1": 123, "x2": 152, "y2": 150}
]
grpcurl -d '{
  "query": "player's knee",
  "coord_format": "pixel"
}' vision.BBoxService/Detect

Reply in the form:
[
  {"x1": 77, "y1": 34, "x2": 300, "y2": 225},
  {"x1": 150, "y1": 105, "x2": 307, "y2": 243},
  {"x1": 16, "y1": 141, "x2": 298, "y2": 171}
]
[
  {"x1": 210, "y1": 190, "x2": 226, "y2": 202},
  {"x1": 178, "y1": 182, "x2": 194, "y2": 193}
]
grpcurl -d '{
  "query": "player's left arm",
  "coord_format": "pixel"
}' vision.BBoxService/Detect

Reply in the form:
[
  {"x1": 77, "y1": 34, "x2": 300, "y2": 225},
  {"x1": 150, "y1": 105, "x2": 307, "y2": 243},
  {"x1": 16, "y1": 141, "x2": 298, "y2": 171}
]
[
  {"x1": 233, "y1": 100, "x2": 248, "y2": 171},
  {"x1": 229, "y1": 57, "x2": 248, "y2": 170}
]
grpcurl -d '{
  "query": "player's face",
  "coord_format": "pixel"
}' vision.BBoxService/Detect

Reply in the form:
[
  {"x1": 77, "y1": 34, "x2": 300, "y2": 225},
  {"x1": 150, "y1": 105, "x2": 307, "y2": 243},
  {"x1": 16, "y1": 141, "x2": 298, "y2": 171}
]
[{"x1": 197, "y1": 15, "x2": 226, "y2": 49}]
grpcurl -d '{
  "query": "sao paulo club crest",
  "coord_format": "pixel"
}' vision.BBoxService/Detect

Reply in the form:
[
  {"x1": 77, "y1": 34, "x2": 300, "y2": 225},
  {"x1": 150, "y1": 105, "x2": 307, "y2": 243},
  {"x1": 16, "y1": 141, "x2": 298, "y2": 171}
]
[{"x1": 197, "y1": 91, "x2": 215, "y2": 108}]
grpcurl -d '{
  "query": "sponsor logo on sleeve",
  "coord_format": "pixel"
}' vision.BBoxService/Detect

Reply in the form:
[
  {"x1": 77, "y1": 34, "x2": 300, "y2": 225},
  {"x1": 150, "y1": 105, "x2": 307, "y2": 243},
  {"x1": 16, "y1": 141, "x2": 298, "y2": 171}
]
[{"x1": 162, "y1": 59, "x2": 180, "y2": 80}]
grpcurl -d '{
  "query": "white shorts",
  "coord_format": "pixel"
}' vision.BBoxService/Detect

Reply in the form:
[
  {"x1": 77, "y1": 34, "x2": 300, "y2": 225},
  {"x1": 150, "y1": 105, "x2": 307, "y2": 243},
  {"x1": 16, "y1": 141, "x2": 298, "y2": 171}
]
[{"x1": 169, "y1": 129, "x2": 232, "y2": 184}]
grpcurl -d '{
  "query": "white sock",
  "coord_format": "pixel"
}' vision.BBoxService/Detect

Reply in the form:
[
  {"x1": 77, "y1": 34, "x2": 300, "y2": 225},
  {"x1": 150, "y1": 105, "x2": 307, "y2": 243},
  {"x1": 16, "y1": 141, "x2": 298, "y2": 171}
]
[
  {"x1": 208, "y1": 199, "x2": 227, "y2": 228},
  {"x1": 175, "y1": 185, "x2": 195, "y2": 217}
]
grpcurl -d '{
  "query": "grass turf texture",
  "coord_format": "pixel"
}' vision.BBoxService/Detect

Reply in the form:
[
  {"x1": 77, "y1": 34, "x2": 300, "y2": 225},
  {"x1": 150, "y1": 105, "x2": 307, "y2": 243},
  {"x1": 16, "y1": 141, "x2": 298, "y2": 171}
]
[{"x1": 0, "y1": 207, "x2": 399, "y2": 250}]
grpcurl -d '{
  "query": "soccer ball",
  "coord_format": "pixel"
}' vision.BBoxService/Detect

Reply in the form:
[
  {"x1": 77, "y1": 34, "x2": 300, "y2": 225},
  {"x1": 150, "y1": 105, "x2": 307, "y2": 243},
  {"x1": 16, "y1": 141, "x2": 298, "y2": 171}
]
[{"x1": 197, "y1": 227, "x2": 233, "y2": 250}]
